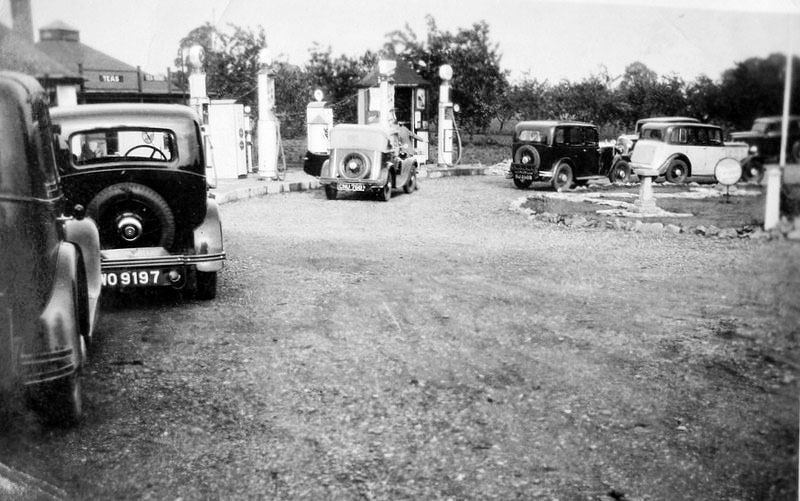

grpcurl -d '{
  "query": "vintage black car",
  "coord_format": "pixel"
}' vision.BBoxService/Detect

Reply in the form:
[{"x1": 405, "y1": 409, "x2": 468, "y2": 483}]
[
  {"x1": 50, "y1": 104, "x2": 225, "y2": 299},
  {"x1": 730, "y1": 116, "x2": 800, "y2": 181},
  {"x1": 0, "y1": 71, "x2": 102, "y2": 425},
  {"x1": 319, "y1": 124, "x2": 418, "y2": 201},
  {"x1": 510, "y1": 121, "x2": 615, "y2": 191}
]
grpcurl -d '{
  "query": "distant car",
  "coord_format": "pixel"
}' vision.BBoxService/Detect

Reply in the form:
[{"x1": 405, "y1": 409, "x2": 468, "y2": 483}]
[
  {"x1": 0, "y1": 72, "x2": 102, "y2": 425},
  {"x1": 319, "y1": 124, "x2": 418, "y2": 201},
  {"x1": 611, "y1": 116, "x2": 700, "y2": 182},
  {"x1": 629, "y1": 122, "x2": 748, "y2": 183},
  {"x1": 510, "y1": 120, "x2": 616, "y2": 190},
  {"x1": 730, "y1": 116, "x2": 800, "y2": 182},
  {"x1": 51, "y1": 103, "x2": 225, "y2": 299}
]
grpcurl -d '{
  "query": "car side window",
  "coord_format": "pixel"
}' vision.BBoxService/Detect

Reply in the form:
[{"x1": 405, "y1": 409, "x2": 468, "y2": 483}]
[
  {"x1": 670, "y1": 127, "x2": 689, "y2": 144},
  {"x1": 584, "y1": 127, "x2": 598, "y2": 146},
  {"x1": 695, "y1": 128, "x2": 709, "y2": 145},
  {"x1": 708, "y1": 128, "x2": 723, "y2": 145},
  {"x1": 554, "y1": 127, "x2": 565, "y2": 145},
  {"x1": 566, "y1": 127, "x2": 582, "y2": 146}
]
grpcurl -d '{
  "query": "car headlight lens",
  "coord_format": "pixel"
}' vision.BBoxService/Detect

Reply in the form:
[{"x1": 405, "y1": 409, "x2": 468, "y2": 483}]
[{"x1": 749, "y1": 145, "x2": 758, "y2": 155}]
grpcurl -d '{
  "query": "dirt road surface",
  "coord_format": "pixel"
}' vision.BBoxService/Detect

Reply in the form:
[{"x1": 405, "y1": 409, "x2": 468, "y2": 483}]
[{"x1": 1, "y1": 175, "x2": 797, "y2": 500}]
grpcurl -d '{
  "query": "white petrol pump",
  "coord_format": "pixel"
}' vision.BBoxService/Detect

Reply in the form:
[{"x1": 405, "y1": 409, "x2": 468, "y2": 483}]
[
  {"x1": 304, "y1": 89, "x2": 333, "y2": 176},
  {"x1": 186, "y1": 45, "x2": 217, "y2": 188},
  {"x1": 437, "y1": 64, "x2": 459, "y2": 166},
  {"x1": 257, "y1": 48, "x2": 279, "y2": 179}
]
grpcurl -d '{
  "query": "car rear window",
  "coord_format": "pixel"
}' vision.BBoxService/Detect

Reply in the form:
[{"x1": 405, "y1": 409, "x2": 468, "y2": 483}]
[
  {"x1": 67, "y1": 128, "x2": 177, "y2": 167},
  {"x1": 518, "y1": 129, "x2": 547, "y2": 143}
]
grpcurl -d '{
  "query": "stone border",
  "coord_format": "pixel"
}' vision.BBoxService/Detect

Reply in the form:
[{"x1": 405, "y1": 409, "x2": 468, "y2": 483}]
[{"x1": 509, "y1": 196, "x2": 800, "y2": 240}]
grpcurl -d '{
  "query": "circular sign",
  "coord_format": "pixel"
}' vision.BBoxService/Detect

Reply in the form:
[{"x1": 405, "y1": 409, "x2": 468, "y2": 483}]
[{"x1": 715, "y1": 158, "x2": 742, "y2": 186}]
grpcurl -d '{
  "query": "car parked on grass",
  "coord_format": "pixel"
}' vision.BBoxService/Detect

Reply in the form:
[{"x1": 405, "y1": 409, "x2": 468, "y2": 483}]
[
  {"x1": 510, "y1": 121, "x2": 616, "y2": 191},
  {"x1": 629, "y1": 122, "x2": 748, "y2": 184},
  {"x1": 50, "y1": 103, "x2": 225, "y2": 299},
  {"x1": 319, "y1": 124, "x2": 418, "y2": 201},
  {"x1": 0, "y1": 72, "x2": 102, "y2": 425},
  {"x1": 730, "y1": 115, "x2": 800, "y2": 182}
]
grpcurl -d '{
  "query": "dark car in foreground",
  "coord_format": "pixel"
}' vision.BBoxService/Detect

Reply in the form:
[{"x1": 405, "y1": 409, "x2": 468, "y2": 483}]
[
  {"x1": 319, "y1": 124, "x2": 418, "y2": 201},
  {"x1": 730, "y1": 116, "x2": 800, "y2": 181},
  {"x1": 510, "y1": 121, "x2": 616, "y2": 191},
  {"x1": 51, "y1": 104, "x2": 225, "y2": 299},
  {"x1": 0, "y1": 72, "x2": 102, "y2": 425}
]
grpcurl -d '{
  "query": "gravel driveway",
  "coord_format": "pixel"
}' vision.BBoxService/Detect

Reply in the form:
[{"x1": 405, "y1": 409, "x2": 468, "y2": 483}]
[{"x1": 1, "y1": 175, "x2": 797, "y2": 500}]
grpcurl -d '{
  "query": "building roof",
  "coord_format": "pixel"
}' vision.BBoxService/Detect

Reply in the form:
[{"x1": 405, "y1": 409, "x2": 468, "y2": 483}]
[
  {"x1": 0, "y1": 23, "x2": 83, "y2": 82},
  {"x1": 358, "y1": 58, "x2": 430, "y2": 88},
  {"x1": 35, "y1": 21, "x2": 184, "y2": 97}
]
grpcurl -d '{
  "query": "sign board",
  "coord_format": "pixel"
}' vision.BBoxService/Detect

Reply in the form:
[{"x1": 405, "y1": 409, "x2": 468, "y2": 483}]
[{"x1": 715, "y1": 158, "x2": 742, "y2": 186}]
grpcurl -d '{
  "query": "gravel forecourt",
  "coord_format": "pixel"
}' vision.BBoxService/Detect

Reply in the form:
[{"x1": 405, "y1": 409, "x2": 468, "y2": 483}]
[{"x1": 1, "y1": 174, "x2": 797, "y2": 500}]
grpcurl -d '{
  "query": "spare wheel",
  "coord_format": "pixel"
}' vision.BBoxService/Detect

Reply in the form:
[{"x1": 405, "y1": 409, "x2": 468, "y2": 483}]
[{"x1": 87, "y1": 182, "x2": 175, "y2": 249}]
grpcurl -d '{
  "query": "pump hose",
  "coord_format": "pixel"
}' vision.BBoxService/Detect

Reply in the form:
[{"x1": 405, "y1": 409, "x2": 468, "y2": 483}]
[{"x1": 452, "y1": 114, "x2": 463, "y2": 165}]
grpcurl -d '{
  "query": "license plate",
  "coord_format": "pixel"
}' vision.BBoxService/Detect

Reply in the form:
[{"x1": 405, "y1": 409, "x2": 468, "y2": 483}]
[
  {"x1": 101, "y1": 270, "x2": 167, "y2": 287},
  {"x1": 516, "y1": 175, "x2": 533, "y2": 181},
  {"x1": 338, "y1": 182, "x2": 365, "y2": 192}
]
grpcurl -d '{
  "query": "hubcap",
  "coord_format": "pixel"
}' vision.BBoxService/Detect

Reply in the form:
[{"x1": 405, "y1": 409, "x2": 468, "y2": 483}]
[{"x1": 117, "y1": 214, "x2": 143, "y2": 242}]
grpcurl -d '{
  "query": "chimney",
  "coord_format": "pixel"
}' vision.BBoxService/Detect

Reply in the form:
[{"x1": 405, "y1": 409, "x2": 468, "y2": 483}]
[{"x1": 11, "y1": 0, "x2": 34, "y2": 43}]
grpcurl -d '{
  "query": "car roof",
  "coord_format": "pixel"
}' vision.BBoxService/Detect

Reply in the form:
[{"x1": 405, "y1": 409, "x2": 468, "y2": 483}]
[
  {"x1": 516, "y1": 120, "x2": 596, "y2": 130},
  {"x1": 639, "y1": 121, "x2": 720, "y2": 130},
  {"x1": 753, "y1": 115, "x2": 800, "y2": 122},
  {"x1": 51, "y1": 103, "x2": 200, "y2": 128}
]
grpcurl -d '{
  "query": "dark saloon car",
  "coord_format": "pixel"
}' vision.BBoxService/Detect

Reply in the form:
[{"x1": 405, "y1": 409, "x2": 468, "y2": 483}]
[
  {"x1": 730, "y1": 116, "x2": 800, "y2": 181},
  {"x1": 319, "y1": 124, "x2": 418, "y2": 201},
  {"x1": 510, "y1": 121, "x2": 615, "y2": 191},
  {"x1": 0, "y1": 72, "x2": 102, "y2": 425},
  {"x1": 51, "y1": 104, "x2": 225, "y2": 299}
]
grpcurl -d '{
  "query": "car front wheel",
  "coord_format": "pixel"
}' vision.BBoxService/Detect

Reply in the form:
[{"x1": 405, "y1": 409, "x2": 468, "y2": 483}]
[
  {"x1": 378, "y1": 175, "x2": 392, "y2": 202},
  {"x1": 403, "y1": 170, "x2": 417, "y2": 194},
  {"x1": 741, "y1": 159, "x2": 764, "y2": 184},
  {"x1": 665, "y1": 160, "x2": 689, "y2": 184},
  {"x1": 608, "y1": 160, "x2": 632, "y2": 184},
  {"x1": 551, "y1": 163, "x2": 573, "y2": 192}
]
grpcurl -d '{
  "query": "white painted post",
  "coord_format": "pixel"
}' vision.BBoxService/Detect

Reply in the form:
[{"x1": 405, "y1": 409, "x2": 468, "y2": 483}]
[{"x1": 765, "y1": 50, "x2": 793, "y2": 230}]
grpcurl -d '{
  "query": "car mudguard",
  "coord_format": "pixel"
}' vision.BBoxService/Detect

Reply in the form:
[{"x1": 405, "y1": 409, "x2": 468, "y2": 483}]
[
  {"x1": 23, "y1": 242, "x2": 81, "y2": 385},
  {"x1": 194, "y1": 197, "x2": 225, "y2": 273},
  {"x1": 63, "y1": 216, "x2": 101, "y2": 340}
]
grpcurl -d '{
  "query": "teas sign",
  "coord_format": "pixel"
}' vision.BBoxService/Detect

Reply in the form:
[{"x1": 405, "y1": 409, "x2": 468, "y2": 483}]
[
  {"x1": 99, "y1": 74, "x2": 124, "y2": 83},
  {"x1": 715, "y1": 158, "x2": 742, "y2": 186}
]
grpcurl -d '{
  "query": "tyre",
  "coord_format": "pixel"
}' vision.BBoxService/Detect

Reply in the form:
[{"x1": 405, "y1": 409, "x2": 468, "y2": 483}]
[
  {"x1": 608, "y1": 160, "x2": 632, "y2": 184},
  {"x1": 665, "y1": 159, "x2": 689, "y2": 184},
  {"x1": 379, "y1": 175, "x2": 392, "y2": 202},
  {"x1": 403, "y1": 169, "x2": 417, "y2": 194},
  {"x1": 514, "y1": 145, "x2": 540, "y2": 168},
  {"x1": 551, "y1": 163, "x2": 573, "y2": 192},
  {"x1": 88, "y1": 182, "x2": 175, "y2": 249},
  {"x1": 513, "y1": 177, "x2": 533, "y2": 189},
  {"x1": 741, "y1": 159, "x2": 764, "y2": 184},
  {"x1": 324, "y1": 185, "x2": 338, "y2": 200},
  {"x1": 195, "y1": 271, "x2": 217, "y2": 300}
]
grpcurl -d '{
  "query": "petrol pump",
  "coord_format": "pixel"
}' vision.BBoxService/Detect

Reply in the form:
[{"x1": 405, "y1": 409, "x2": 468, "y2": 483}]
[
  {"x1": 257, "y1": 48, "x2": 279, "y2": 179},
  {"x1": 186, "y1": 45, "x2": 217, "y2": 187},
  {"x1": 437, "y1": 64, "x2": 458, "y2": 167},
  {"x1": 304, "y1": 89, "x2": 333, "y2": 177}
]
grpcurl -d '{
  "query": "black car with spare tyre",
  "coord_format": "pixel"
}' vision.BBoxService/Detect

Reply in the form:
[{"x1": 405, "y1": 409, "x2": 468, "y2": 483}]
[
  {"x1": 51, "y1": 103, "x2": 225, "y2": 299},
  {"x1": 510, "y1": 120, "x2": 616, "y2": 191}
]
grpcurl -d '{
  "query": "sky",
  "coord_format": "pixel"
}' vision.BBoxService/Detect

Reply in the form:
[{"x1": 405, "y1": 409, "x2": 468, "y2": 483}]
[{"x1": 1, "y1": 0, "x2": 799, "y2": 84}]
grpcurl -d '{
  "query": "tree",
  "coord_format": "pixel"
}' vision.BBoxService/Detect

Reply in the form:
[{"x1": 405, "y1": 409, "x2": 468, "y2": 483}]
[
  {"x1": 305, "y1": 44, "x2": 377, "y2": 125},
  {"x1": 385, "y1": 16, "x2": 508, "y2": 138},
  {"x1": 175, "y1": 23, "x2": 267, "y2": 120}
]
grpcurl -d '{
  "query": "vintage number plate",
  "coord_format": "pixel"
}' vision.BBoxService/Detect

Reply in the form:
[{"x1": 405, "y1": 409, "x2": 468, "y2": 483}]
[
  {"x1": 338, "y1": 182, "x2": 365, "y2": 192},
  {"x1": 101, "y1": 270, "x2": 165, "y2": 287},
  {"x1": 516, "y1": 175, "x2": 533, "y2": 181}
]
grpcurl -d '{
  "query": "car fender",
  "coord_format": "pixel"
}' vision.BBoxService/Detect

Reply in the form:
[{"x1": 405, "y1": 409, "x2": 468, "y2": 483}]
[
  {"x1": 660, "y1": 153, "x2": 691, "y2": 176},
  {"x1": 62, "y1": 216, "x2": 101, "y2": 339},
  {"x1": 194, "y1": 197, "x2": 225, "y2": 272},
  {"x1": 24, "y1": 242, "x2": 82, "y2": 384}
]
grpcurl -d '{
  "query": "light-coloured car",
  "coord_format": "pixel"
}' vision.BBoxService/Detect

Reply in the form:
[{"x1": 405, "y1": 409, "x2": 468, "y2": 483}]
[
  {"x1": 319, "y1": 124, "x2": 418, "y2": 201},
  {"x1": 630, "y1": 122, "x2": 748, "y2": 183}
]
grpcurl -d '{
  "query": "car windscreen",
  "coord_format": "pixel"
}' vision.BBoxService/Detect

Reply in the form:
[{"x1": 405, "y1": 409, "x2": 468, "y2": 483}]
[{"x1": 67, "y1": 128, "x2": 177, "y2": 167}]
